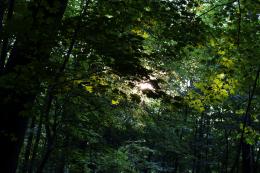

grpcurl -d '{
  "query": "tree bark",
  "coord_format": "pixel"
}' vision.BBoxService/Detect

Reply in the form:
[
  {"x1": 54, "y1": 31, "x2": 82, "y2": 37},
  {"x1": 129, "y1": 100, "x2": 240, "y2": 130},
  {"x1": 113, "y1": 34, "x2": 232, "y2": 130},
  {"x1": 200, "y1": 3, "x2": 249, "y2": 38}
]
[
  {"x1": 22, "y1": 116, "x2": 36, "y2": 173},
  {"x1": 0, "y1": 0, "x2": 7, "y2": 37},
  {"x1": 28, "y1": 114, "x2": 43, "y2": 173},
  {"x1": 253, "y1": 148, "x2": 260, "y2": 173},
  {"x1": 0, "y1": 0, "x2": 15, "y2": 70},
  {"x1": 242, "y1": 142, "x2": 253, "y2": 173},
  {"x1": 224, "y1": 130, "x2": 230, "y2": 173},
  {"x1": 192, "y1": 120, "x2": 198, "y2": 173},
  {"x1": 0, "y1": 1, "x2": 67, "y2": 172}
]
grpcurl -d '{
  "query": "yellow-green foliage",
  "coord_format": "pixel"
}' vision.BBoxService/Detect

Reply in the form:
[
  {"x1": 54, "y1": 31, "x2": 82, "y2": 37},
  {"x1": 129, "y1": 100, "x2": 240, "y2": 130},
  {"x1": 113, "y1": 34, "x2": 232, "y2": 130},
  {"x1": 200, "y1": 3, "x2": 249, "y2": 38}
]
[{"x1": 186, "y1": 71, "x2": 238, "y2": 112}]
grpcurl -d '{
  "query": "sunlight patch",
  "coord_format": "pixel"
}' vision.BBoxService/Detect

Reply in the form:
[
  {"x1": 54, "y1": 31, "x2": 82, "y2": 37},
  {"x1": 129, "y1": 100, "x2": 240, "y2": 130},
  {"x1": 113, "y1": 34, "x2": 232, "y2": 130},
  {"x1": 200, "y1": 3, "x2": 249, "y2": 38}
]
[{"x1": 139, "y1": 82, "x2": 154, "y2": 90}]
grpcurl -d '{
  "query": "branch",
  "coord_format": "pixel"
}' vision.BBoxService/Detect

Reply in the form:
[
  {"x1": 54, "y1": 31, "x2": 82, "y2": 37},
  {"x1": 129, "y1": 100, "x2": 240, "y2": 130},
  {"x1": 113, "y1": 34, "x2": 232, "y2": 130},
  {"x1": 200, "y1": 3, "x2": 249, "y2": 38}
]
[
  {"x1": 236, "y1": 0, "x2": 241, "y2": 48},
  {"x1": 195, "y1": 0, "x2": 236, "y2": 19},
  {"x1": 230, "y1": 67, "x2": 260, "y2": 173}
]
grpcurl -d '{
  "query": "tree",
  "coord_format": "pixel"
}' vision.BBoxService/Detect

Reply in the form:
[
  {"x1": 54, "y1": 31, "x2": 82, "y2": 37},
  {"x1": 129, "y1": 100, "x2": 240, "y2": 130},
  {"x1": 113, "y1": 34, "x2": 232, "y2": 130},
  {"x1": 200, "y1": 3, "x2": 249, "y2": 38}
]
[
  {"x1": 1, "y1": 0, "x2": 260, "y2": 173},
  {"x1": 0, "y1": 1, "x2": 67, "y2": 172}
]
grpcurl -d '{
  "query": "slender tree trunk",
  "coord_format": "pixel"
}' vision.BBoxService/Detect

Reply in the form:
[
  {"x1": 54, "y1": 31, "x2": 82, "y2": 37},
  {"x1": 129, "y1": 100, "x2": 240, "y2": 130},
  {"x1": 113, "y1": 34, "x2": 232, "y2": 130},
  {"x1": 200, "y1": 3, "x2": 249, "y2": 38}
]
[
  {"x1": 242, "y1": 141, "x2": 253, "y2": 173},
  {"x1": 224, "y1": 130, "x2": 230, "y2": 173},
  {"x1": 0, "y1": 0, "x2": 7, "y2": 37},
  {"x1": 36, "y1": 136, "x2": 55, "y2": 173},
  {"x1": 195, "y1": 115, "x2": 204, "y2": 173},
  {"x1": 56, "y1": 151, "x2": 66, "y2": 173},
  {"x1": 0, "y1": 0, "x2": 15, "y2": 71},
  {"x1": 205, "y1": 115, "x2": 210, "y2": 173},
  {"x1": 174, "y1": 157, "x2": 179, "y2": 173},
  {"x1": 241, "y1": 69, "x2": 260, "y2": 173},
  {"x1": 36, "y1": 88, "x2": 56, "y2": 173},
  {"x1": 253, "y1": 148, "x2": 260, "y2": 173},
  {"x1": 22, "y1": 116, "x2": 36, "y2": 173},
  {"x1": 230, "y1": 68, "x2": 260, "y2": 173},
  {"x1": 192, "y1": 120, "x2": 198, "y2": 173},
  {"x1": 28, "y1": 114, "x2": 43, "y2": 173}
]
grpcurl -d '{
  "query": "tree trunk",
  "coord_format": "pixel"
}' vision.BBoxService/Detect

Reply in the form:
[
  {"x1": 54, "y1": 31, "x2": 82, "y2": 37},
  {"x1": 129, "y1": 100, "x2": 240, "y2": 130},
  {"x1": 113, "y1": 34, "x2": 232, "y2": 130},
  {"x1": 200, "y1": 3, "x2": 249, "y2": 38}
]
[
  {"x1": 0, "y1": 1, "x2": 68, "y2": 172},
  {"x1": 253, "y1": 148, "x2": 260, "y2": 173},
  {"x1": 242, "y1": 141, "x2": 253, "y2": 173},
  {"x1": 205, "y1": 115, "x2": 210, "y2": 173},
  {"x1": 56, "y1": 151, "x2": 66, "y2": 173},
  {"x1": 224, "y1": 130, "x2": 230, "y2": 173},
  {"x1": 0, "y1": 0, "x2": 7, "y2": 37},
  {"x1": 192, "y1": 120, "x2": 198, "y2": 173},
  {"x1": 22, "y1": 116, "x2": 36, "y2": 173},
  {"x1": 36, "y1": 137, "x2": 54, "y2": 173},
  {"x1": 28, "y1": 114, "x2": 43, "y2": 173},
  {"x1": 0, "y1": 0, "x2": 15, "y2": 70},
  {"x1": 195, "y1": 115, "x2": 204, "y2": 173},
  {"x1": 0, "y1": 98, "x2": 29, "y2": 173}
]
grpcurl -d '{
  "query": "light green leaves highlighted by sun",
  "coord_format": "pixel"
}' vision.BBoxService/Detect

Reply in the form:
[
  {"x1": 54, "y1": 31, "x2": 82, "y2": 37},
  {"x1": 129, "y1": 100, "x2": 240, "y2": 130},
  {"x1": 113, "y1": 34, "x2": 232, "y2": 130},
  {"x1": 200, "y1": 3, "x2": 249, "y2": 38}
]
[
  {"x1": 111, "y1": 99, "x2": 120, "y2": 105},
  {"x1": 84, "y1": 86, "x2": 93, "y2": 93},
  {"x1": 186, "y1": 70, "x2": 238, "y2": 113},
  {"x1": 131, "y1": 28, "x2": 149, "y2": 39},
  {"x1": 220, "y1": 57, "x2": 234, "y2": 69},
  {"x1": 189, "y1": 99, "x2": 205, "y2": 113}
]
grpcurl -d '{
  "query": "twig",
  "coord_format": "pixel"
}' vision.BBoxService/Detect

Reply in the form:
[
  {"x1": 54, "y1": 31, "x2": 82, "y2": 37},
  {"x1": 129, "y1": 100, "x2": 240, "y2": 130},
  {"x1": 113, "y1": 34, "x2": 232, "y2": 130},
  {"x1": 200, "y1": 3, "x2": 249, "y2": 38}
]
[
  {"x1": 237, "y1": 0, "x2": 241, "y2": 48},
  {"x1": 195, "y1": 0, "x2": 236, "y2": 19},
  {"x1": 229, "y1": 67, "x2": 260, "y2": 173}
]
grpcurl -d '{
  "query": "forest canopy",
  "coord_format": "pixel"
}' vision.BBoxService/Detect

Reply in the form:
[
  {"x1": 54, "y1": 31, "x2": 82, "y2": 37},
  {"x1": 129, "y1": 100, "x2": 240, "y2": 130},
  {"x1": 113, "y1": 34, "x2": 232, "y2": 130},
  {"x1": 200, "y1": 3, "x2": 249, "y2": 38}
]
[{"x1": 0, "y1": 0, "x2": 259, "y2": 173}]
